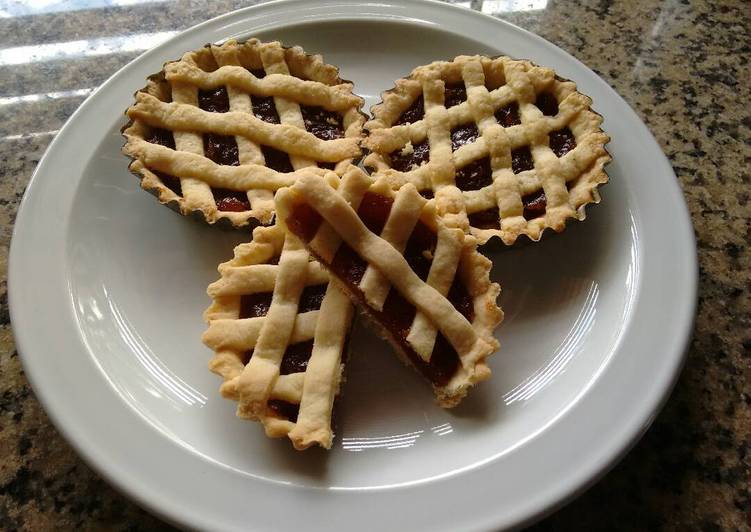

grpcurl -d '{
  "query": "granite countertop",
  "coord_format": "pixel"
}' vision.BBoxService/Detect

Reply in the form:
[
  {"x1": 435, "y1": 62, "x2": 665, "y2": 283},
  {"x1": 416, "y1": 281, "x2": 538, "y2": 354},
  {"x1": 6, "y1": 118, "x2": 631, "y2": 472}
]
[{"x1": 1, "y1": 0, "x2": 748, "y2": 529}]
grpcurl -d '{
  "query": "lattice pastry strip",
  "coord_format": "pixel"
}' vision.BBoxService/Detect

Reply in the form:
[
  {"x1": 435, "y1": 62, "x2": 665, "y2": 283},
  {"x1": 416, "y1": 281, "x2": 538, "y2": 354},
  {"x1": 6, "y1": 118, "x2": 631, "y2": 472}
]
[
  {"x1": 123, "y1": 38, "x2": 365, "y2": 228},
  {"x1": 210, "y1": 40, "x2": 268, "y2": 216},
  {"x1": 276, "y1": 165, "x2": 503, "y2": 407},
  {"x1": 203, "y1": 217, "x2": 353, "y2": 450},
  {"x1": 363, "y1": 55, "x2": 611, "y2": 245}
]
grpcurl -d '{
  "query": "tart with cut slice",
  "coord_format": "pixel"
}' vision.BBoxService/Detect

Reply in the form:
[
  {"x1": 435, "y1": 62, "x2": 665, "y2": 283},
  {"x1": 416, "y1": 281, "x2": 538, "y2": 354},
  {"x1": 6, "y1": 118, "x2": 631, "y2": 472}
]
[
  {"x1": 122, "y1": 38, "x2": 365, "y2": 228},
  {"x1": 275, "y1": 165, "x2": 503, "y2": 407},
  {"x1": 203, "y1": 212, "x2": 353, "y2": 450},
  {"x1": 363, "y1": 54, "x2": 610, "y2": 245}
]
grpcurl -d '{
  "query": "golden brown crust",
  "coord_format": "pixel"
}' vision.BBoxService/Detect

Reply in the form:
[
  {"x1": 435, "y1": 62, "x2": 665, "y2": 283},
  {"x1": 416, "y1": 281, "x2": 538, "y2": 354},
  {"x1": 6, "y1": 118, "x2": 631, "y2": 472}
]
[
  {"x1": 203, "y1": 219, "x2": 354, "y2": 450},
  {"x1": 275, "y1": 165, "x2": 503, "y2": 406},
  {"x1": 122, "y1": 38, "x2": 366, "y2": 228},
  {"x1": 363, "y1": 55, "x2": 611, "y2": 245}
]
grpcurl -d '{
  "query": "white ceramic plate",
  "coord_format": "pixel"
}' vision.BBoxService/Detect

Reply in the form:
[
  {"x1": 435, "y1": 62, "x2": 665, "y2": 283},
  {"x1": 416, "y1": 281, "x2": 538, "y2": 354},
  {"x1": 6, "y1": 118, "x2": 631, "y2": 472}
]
[{"x1": 9, "y1": 1, "x2": 697, "y2": 530}]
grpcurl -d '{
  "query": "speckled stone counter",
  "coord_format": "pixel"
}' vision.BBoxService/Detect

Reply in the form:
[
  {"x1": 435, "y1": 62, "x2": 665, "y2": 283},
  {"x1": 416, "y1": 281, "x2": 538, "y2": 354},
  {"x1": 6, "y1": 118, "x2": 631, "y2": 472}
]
[{"x1": 1, "y1": 0, "x2": 748, "y2": 529}]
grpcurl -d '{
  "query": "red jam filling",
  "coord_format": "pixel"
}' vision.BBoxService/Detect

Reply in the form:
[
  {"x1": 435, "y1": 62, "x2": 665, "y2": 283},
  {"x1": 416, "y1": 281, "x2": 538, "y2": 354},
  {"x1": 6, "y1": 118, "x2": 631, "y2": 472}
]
[
  {"x1": 147, "y1": 128, "x2": 175, "y2": 149},
  {"x1": 356, "y1": 192, "x2": 392, "y2": 235},
  {"x1": 522, "y1": 190, "x2": 547, "y2": 220},
  {"x1": 395, "y1": 96, "x2": 424, "y2": 126},
  {"x1": 198, "y1": 87, "x2": 230, "y2": 113},
  {"x1": 495, "y1": 102, "x2": 521, "y2": 127},
  {"x1": 468, "y1": 190, "x2": 548, "y2": 227},
  {"x1": 330, "y1": 244, "x2": 368, "y2": 286},
  {"x1": 153, "y1": 170, "x2": 181, "y2": 196},
  {"x1": 389, "y1": 139, "x2": 429, "y2": 172},
  {"x1": 402, "y1": 220, "x2": 436, "y2": 282},
  {"x1": 279, "y1": 340, "x2": 314, "y2": 375},
  {"x1": 252, "y1": 96, "x2": 280, "y2": 124},
  {"x1": 239, "y1": 283, "x2": 328, "y2": 319},
  {"x1": 468, "y1": 207, "x2": 501, "y2": 230},
  {"x1": 298, "y1": 284, "x2": 327, "y2": 313},
  {"x1": 267, "y1": 400, "x2": 299, "y2": 423},
  {"x1": 535, "y1": 92, "x2": 558, "y2": 116},
  {"x1": 286, "y1": 203, "x2": 322, "y2": 242},
  {"x1": 301, "y1": 106, "x2": 344, "y2": 140},
  {"x1": 444, "y1": 83, "x2": 467, "y2": 108},
  {"x1": 450, "y1": 124, "x2": 479, "y2": 151},
  {"x1": 146, "y1": 131, "x2": 179, "y2": 193},
  {"x1": 511, "y1": 146, "x2": 534, "y2": 174},
  {"x1": 286, "y1": 192, "x2": 469, "y2": 387},
  {"x1": 203, "y1": 134, "x2": 240, "y2": 166},
  {"x1": 199, "y1": 87, "x2": 240, "y2": 178},
  {"x1": 549, "y1": 127, "x2": 576, "y2": 157},
  {"x1": 213, "y1": 189, "x2": 250, "y2": 212},
  {"x1": 240, "y1": 292, "x2": 273, "y2": 319},
  {"x1": 202, "y1": 130, "x2": 247, "y2": 211},
  {"x1": 261, "y1": 145, "x2": 293, "y2": 173},
  {"x1": 455, "y1": 157, "x2": 493, "y2": 191}
]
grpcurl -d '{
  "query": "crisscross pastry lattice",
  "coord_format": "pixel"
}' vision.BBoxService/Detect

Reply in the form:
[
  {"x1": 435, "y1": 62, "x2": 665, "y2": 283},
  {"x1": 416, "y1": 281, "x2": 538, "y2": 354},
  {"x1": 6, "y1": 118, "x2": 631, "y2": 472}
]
[
  {"x1": 363, "y1": 55, "x2": 611, "y2": 245},
  {"x1": 123, "y1": 38, "x2": 365, "y2": 228},
  {"x1": 276, "y1": 165, "x2": 503, "y2": 407},
  {"x1": 203, "y1": 213, "x2": 353, "y2": 450}
]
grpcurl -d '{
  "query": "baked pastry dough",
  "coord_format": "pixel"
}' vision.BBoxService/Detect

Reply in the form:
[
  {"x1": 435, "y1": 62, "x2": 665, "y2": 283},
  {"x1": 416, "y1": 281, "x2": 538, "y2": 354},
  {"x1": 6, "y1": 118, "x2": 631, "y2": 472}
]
[
  {"x1": 124, "y1": 44, "x2": 615, "y2": 448},
  {"x1": 363, "y1": 55, "x2": 610, "y2": 244},
  {"x1": 203, "y1": 208, "x2": 353, "y2": 449},
  {"x1": 123, "y1": 38, "x2": 365, "y2": 227},
  {"x1": 276, "y1": 165, "x2": 503, "y2": 407}
]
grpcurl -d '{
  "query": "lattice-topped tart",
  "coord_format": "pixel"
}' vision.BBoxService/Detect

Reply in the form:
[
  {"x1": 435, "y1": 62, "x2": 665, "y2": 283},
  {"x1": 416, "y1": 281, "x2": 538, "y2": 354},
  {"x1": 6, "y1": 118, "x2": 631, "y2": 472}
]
[
  {"x1": 203, "y1": 213, "x2": 353, "y2": 449},
  {"x1": 363, "y1": 55, "x2": 611, "y2": 245},
  {"x1": 123, "y1": 38, "x2": 365, "y2": 227},
  {"x1": 276, "y1": 165, "x2": 503, "y2": 407}
]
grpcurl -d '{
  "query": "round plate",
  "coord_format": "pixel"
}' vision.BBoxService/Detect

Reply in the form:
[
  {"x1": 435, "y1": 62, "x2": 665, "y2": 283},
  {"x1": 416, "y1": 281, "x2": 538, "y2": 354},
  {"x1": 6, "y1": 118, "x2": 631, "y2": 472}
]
[{"x1": 9, "y1": 1, "x2": 697, "y2": 530}]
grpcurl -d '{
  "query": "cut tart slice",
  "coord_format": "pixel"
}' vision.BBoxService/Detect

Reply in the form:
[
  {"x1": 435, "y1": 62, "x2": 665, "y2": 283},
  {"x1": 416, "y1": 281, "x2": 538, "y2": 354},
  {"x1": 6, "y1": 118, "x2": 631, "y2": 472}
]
[
  {"x1": 123, "y1": 38, "x2": 365, "y2": 228},
  {"x1": 203, "y1": 216, "x2": 353, "y2": 450},
  {"x1": 363, "y1": 55, "x2": 611, "y2": 245},
  {"x1": 276, "y1": 165, "x2": 503, "y2": 407}
]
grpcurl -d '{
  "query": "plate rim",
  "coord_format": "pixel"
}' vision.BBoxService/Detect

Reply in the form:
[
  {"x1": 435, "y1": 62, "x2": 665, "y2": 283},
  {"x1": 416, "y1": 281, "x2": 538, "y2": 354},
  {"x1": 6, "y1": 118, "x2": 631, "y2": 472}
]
[{"x1": 8, "y1": 1, "x2": 698, "y2": 530}]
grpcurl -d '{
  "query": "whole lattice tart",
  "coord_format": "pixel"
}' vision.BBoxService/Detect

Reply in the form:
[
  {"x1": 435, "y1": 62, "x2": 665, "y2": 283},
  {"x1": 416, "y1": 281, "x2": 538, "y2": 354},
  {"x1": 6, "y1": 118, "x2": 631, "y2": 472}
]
[
  {"x1": 203, "y1": 210, "x2": 353, "y2": 450},
  {"x1": 276, "y1": 165, "x2": 503, "y2": 407},
  {"x1": 122, "y1": 38, "x2": 365, "y2": 228},
  {"x1": 362, "y1": 55, "x2": 611, "y2": 245}
]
